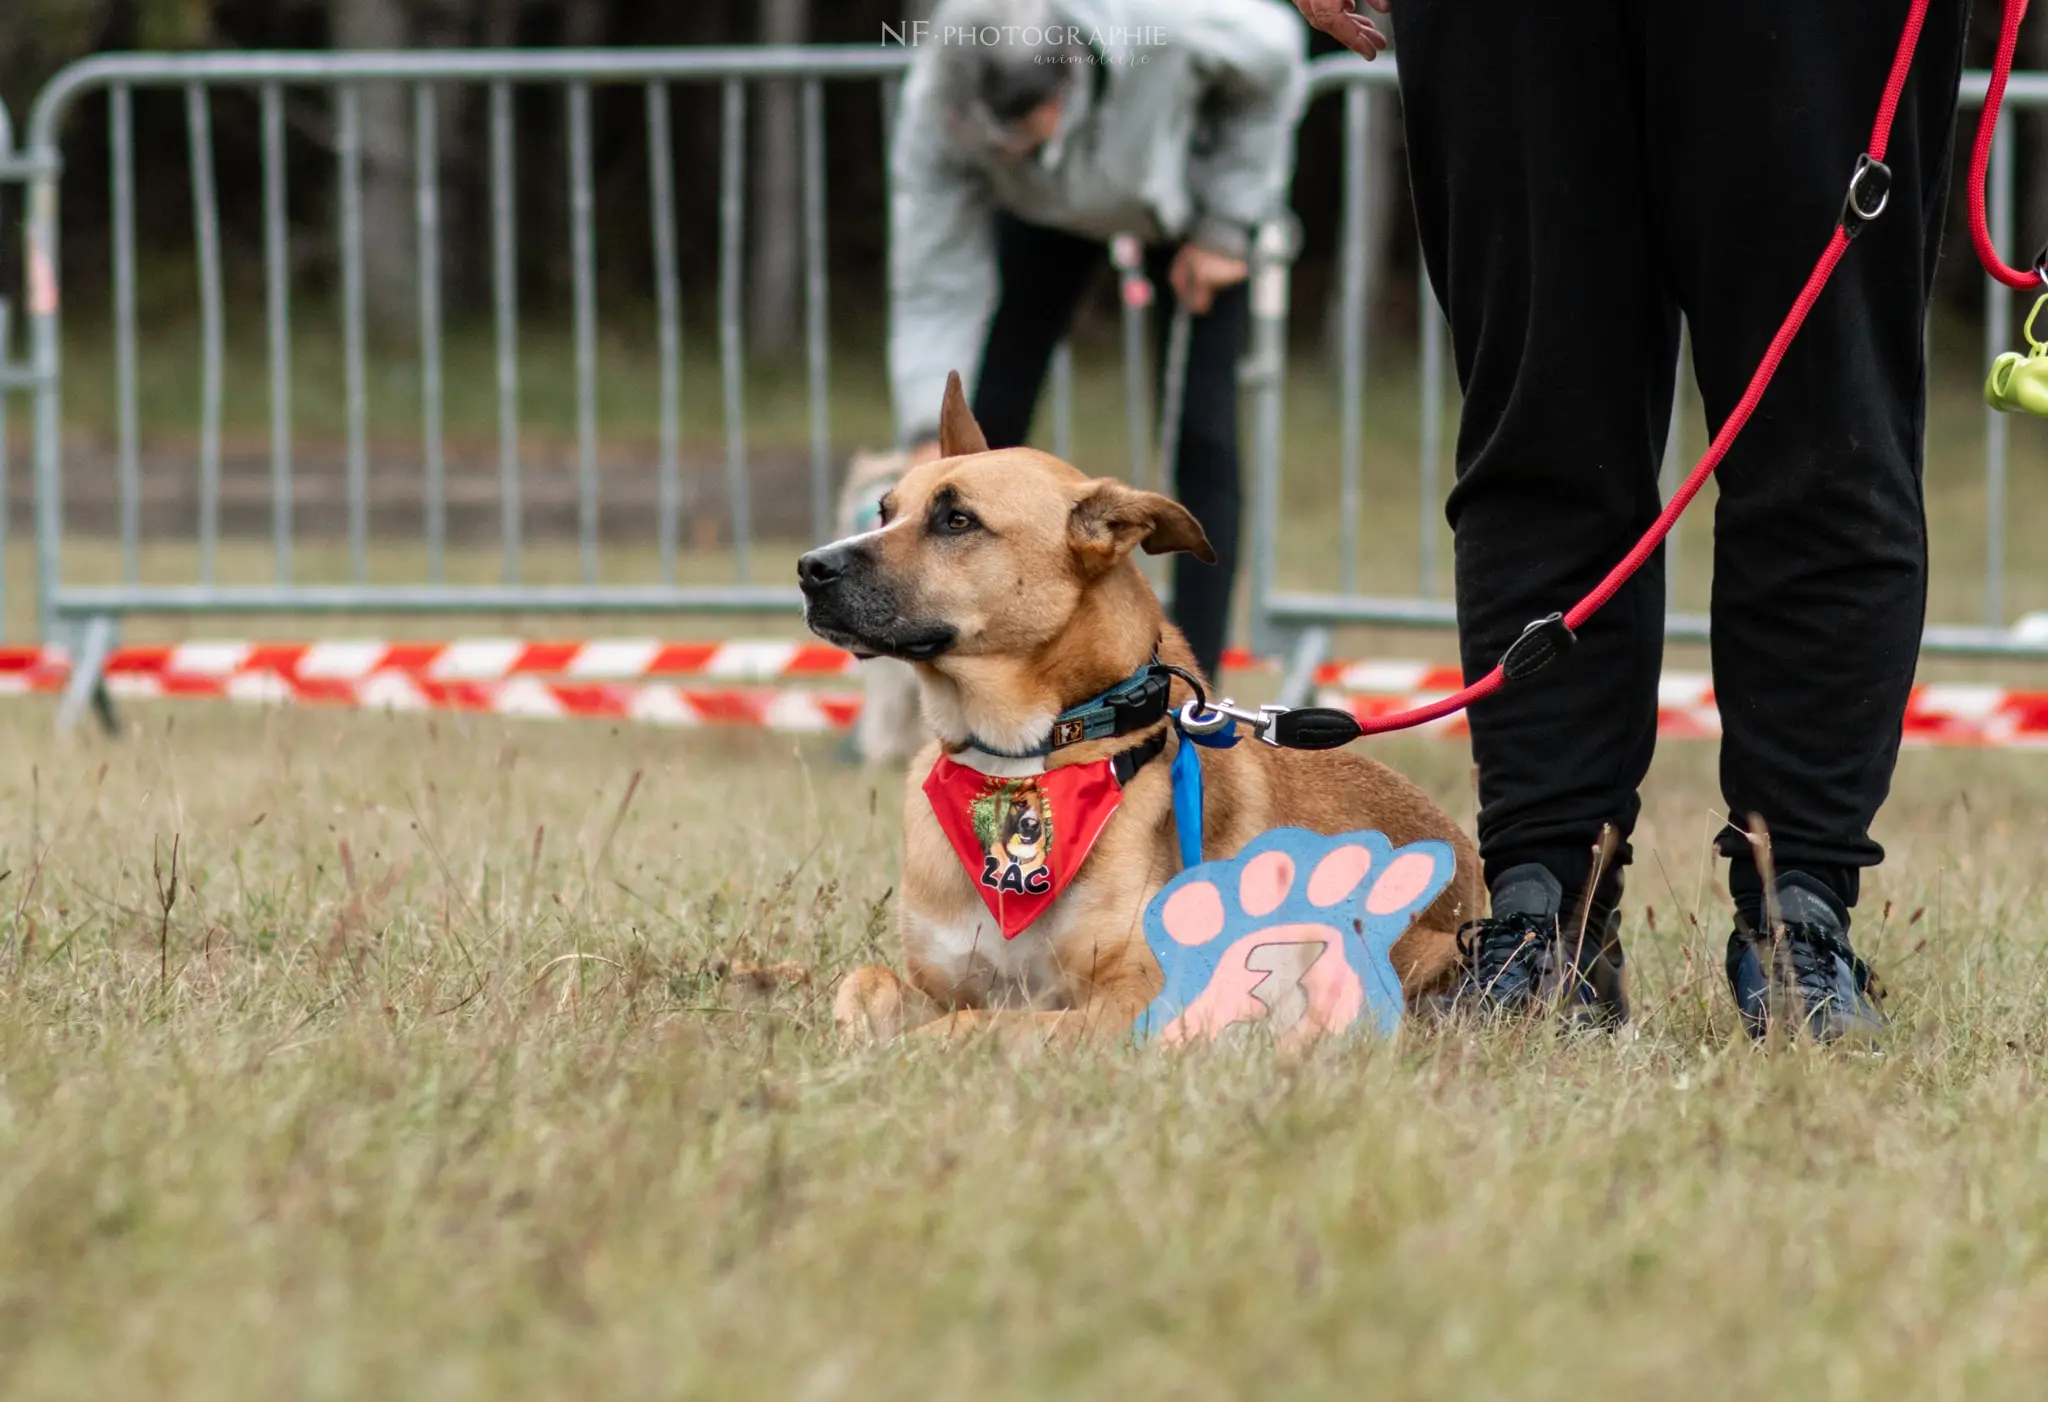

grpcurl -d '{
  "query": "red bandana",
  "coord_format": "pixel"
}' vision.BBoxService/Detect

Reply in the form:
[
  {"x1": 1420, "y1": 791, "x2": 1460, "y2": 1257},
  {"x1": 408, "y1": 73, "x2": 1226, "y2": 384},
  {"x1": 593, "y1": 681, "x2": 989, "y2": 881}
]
[{"x1": 923, "y1": 753, "x2": 1129, "y2": 938}]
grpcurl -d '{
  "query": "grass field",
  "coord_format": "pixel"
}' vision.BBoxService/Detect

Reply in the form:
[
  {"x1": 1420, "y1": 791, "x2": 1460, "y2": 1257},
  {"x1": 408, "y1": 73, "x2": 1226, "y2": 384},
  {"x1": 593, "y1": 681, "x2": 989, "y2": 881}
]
[
  {"x1": 5, "y1": 303, "x2": 2048, "y2": 1397},
  {"x1": 2, "y1": 702, "x2": 2048, "y2": 1398}
]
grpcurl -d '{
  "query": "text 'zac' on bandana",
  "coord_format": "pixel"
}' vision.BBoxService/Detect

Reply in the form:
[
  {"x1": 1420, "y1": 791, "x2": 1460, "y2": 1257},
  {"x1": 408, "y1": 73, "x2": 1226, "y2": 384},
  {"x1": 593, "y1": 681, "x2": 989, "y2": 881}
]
[{"x1": 922, "y1": 751, "x2": 1129, "y2": 939}]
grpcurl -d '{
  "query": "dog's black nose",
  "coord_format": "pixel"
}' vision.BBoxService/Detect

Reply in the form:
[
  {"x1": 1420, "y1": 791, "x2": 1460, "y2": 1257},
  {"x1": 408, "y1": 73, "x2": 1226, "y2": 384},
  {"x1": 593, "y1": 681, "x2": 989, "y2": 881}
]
[{"x1": 797, "y1": 546, "x2": 846, "y2": 593}]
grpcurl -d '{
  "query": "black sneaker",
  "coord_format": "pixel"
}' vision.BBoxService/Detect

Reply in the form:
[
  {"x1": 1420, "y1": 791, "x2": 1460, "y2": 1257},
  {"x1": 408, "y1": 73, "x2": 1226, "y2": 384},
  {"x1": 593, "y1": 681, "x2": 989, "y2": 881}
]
[
  {"x1": 1452, "y1": 864, "x2": 1630, "y2": 1025},
  {"x1": 1725, "y1": 873, "x2": 1886, "y2": 1043}
]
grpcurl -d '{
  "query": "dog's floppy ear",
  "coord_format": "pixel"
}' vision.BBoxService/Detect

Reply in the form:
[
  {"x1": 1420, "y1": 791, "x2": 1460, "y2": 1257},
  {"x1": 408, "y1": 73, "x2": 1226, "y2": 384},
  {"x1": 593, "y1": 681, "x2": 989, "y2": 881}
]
[
  {"x1": 937, "y1": 371, "x2": 989, "y2": 458},
  {"x1": 1069, "y1": 478, "x2": 1216, "y2": 573}
]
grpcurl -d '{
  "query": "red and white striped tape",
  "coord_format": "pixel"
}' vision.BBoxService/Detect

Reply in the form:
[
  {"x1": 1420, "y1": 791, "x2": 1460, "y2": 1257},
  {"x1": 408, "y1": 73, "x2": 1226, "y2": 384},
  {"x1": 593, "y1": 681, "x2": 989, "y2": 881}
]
[
  {"x1": 0, "y1": 638, "x2": 868, "y2": 683},
  {"x1": 1, "y1": 640, "x2": 2045, "y2": 747},
  {"x1": 0, "y1": 663, "x2": 860, "y2": 732},
  {"x1": 0, "y1": 639, "x2": 1273, "y2": 684},
  {"x1": 1314, "y1": 668, "x2": 2048, "y2": 749}
]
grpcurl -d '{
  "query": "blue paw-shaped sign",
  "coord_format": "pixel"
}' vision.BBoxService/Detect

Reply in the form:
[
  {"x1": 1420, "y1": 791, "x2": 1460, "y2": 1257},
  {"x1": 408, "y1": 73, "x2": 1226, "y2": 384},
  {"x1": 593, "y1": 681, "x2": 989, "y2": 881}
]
[{"x1": 1134, "y1": 828, "x2": 1458, "y2": 1047}]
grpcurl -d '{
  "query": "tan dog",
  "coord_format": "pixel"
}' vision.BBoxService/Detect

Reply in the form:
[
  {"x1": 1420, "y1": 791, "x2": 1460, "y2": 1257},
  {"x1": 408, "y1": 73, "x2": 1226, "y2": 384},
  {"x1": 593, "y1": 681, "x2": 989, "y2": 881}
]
[
  {"x1": 799, "y1": 374, "x2": 1481, "y2": 1046},
  {"x1": 835, "y1": 449, "x2": 928, "y2": 767}
]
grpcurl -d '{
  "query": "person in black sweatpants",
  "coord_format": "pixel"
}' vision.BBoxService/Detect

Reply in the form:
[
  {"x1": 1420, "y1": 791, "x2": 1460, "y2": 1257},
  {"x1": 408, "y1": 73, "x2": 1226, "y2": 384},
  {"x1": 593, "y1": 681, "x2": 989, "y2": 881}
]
[
  {"x1": 1295, "y1": 0, "x2": 1968, "y2": 1039},
  {"x1": 970, "y1": 212, "x2": 1249, "y2": 683}
]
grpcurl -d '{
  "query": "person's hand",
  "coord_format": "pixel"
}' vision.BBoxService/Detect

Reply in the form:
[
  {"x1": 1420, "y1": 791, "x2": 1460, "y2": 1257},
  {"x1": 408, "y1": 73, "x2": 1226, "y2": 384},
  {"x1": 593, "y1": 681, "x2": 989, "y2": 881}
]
[
  {"x1": 1293, "y1": 0, "x2": 1391, "y2": 59},
  {"x1": 908, "y1": 439, "x2": 944, "y2": 466},
  {"x1": 1171, "y1": 244, "x2": 1250, "y2": 316}
]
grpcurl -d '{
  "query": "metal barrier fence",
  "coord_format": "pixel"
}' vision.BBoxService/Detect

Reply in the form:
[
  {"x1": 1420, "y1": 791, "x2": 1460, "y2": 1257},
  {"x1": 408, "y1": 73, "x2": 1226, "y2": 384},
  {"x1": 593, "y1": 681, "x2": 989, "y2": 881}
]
[
  {"x1": 5, "y1": 48, "x2": 2048, "y2": 725},
  {"x1": 1258, "y1": 60, "x2": 2048, "y2": 701},
  {"x1": 0, "y1": 46, "x2": 1296, "y2": 728},
  {"x1": 9, "y1": 49, "x2": 909, "y2": 726}
]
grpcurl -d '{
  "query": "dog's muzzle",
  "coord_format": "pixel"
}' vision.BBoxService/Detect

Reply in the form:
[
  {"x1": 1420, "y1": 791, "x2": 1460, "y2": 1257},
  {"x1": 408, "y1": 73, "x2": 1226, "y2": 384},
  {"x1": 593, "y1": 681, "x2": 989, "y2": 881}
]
[
  {"x1": 797, "y1": 541, "x2": 957, "y2": 662},
  {"x1": 796, "y1": 540, "x2": 860, "y2": 595}
]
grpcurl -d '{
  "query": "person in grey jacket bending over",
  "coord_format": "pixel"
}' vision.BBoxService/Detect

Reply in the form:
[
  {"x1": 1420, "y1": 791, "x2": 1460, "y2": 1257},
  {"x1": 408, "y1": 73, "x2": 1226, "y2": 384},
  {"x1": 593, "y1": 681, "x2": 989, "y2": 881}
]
[{"x1": 888, "y1": 0, "x2": 1308, "y2": 682}]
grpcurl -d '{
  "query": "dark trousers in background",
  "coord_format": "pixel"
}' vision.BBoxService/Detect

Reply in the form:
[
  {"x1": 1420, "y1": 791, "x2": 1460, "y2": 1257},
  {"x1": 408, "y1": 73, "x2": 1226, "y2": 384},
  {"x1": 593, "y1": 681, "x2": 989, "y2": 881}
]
[
  {"x1": 971, "y1": 211, "x2": 1247, "y2": 683},
  {"x1": 1392, "y1": 0, "x2": 1968, "y2": 919}
]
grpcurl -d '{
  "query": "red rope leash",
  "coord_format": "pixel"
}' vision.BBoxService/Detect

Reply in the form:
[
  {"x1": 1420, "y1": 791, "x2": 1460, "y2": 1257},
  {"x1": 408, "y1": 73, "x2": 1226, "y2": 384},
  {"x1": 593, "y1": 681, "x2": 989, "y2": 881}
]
[
  {"x1": 1970, "y1": 0, "x2": 2041, "y2": 290},
  {"x1": 1354, "y1": 0, "x2": 1970, "y2": 738}
]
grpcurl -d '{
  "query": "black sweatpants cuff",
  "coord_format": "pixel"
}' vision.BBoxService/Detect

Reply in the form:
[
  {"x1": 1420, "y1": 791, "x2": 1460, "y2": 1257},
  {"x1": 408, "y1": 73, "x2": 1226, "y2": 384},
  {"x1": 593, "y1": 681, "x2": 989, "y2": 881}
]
[
  {"x1": 1727, "y1": 854, "x2": 1858, "y2": 931},
  {"x1": 1485, "y1": 842, "x2": 1630, "y2": 927}
]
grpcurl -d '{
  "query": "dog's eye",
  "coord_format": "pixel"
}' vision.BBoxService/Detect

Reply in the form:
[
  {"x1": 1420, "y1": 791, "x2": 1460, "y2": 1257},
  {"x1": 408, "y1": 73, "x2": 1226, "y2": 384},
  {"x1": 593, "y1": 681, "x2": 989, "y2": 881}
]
[{"x1": 940, "y1": 509, "x2": 979, "y2": 535}]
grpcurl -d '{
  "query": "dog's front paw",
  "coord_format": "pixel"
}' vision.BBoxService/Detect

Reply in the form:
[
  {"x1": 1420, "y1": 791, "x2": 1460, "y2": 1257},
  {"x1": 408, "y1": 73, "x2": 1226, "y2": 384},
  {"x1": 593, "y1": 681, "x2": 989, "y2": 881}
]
[
  {"x1": 1134, "y1": 828, "x2": 1457, "y2": 1048},
  {"x1": 834, "y1": 965, "x2": 928, "y2": 1044}
]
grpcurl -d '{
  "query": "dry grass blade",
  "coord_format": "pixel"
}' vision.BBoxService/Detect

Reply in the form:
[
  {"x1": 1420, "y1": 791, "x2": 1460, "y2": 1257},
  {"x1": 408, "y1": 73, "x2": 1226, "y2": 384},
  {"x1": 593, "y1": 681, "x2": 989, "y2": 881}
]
[
  {"x1": 583, "y1": 769, "x2": 645, "y2": 902},
  {"x1": 1563, "y1": 822, "x2": 1620, "y2": 994},
  {"x1": 1744, "y1": 811, "x2": 1797, "y2": 1045},
  {"x1": 152, "y1": 831, "x2": 181, "y2": 995}
]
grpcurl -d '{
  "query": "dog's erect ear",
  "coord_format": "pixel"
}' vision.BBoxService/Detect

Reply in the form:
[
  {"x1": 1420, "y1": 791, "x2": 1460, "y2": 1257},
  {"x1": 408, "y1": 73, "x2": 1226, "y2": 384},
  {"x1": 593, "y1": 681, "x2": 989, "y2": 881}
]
[
  {"x1": 937, "y1": 371, "x2": 989, "y2": 458},
  {"x1": 1069, "y1": 479, "x2": 1216, "y2": 573}
]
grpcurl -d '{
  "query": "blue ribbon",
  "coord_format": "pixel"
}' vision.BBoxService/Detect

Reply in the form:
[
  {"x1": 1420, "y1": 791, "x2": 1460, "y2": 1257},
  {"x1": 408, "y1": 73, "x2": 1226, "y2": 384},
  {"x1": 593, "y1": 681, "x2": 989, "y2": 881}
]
[{"x1": 1169, "y1": 721, "x2": 1240, "y2": 870}]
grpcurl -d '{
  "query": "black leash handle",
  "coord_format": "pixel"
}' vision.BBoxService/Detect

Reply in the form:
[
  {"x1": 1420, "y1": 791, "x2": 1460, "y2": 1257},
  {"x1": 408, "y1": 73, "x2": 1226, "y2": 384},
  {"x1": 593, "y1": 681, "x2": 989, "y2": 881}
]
[{"x1": 1269, "y1": 707, "x2": 1365, "y2": 750}]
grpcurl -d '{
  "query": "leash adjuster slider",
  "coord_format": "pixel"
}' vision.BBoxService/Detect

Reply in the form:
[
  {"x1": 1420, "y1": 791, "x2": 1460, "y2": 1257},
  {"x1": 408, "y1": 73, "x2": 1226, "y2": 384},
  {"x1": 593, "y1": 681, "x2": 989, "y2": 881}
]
[
  {"x1": 1840, "y1": 154, "x2": 1892, "y2": 239},
  {"x1": 1499, "y1": 612, "x2": 1577, "y2": 682}
]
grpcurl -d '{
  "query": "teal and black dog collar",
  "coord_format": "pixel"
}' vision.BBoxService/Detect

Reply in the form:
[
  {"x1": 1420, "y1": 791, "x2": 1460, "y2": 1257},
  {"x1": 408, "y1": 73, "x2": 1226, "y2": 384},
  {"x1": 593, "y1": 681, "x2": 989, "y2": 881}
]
[{"x1": 962, "y1": 658, "x2": 1174, "y2": 761}]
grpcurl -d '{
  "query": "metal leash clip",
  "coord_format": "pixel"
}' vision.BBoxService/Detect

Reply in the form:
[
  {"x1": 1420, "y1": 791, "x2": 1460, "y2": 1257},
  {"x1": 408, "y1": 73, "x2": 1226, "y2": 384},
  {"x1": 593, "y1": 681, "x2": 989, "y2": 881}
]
[{"x1": 1175, "y1": 697, "x2": 1289, "y2": 746}]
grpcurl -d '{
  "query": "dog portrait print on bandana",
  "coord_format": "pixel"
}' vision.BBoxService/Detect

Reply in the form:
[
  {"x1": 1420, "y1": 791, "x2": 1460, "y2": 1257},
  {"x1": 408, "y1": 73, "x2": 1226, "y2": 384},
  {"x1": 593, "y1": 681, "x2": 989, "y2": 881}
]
[{"x1": 923, "y1": 753, "x2": 1128, "y2": 938}]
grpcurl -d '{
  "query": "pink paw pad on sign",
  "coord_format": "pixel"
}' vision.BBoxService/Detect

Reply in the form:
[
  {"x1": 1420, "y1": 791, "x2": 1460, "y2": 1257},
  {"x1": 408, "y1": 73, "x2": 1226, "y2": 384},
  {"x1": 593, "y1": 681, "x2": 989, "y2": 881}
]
[{"x1": 1133, "y1": 828, "x2": 1457, "y2": 1047}]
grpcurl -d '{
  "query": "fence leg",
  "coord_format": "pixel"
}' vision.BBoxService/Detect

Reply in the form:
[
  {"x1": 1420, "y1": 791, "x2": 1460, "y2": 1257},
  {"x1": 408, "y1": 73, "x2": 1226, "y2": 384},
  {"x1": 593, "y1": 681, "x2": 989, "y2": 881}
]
[
  {"x1": 0, "y1": 297, "x2": 9, "y2": 639},
  {"x1": 56, "y1": 614, "x2": 119, "y2": 737},
  {"x1": 1244, "y1": 216, "x2": 1299, "y2": 663},
  {"x1": 1144, "y1": 304, "x2": 1193, "y2": 594},
  {"x1": 1277, "y1": 626, "x2": 1329, "y2": 710},
  {"x1": 1112, "y1": 234, "x2": 1154, "y2": 493}
]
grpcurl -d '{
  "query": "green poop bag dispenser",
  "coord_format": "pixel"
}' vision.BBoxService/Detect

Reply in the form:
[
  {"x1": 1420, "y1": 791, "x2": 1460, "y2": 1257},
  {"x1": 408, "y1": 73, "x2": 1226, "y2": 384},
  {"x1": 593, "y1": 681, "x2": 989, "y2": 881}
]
[{"x1": 1987, "y1": 293, "x2": 2048, "y2": 415}]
